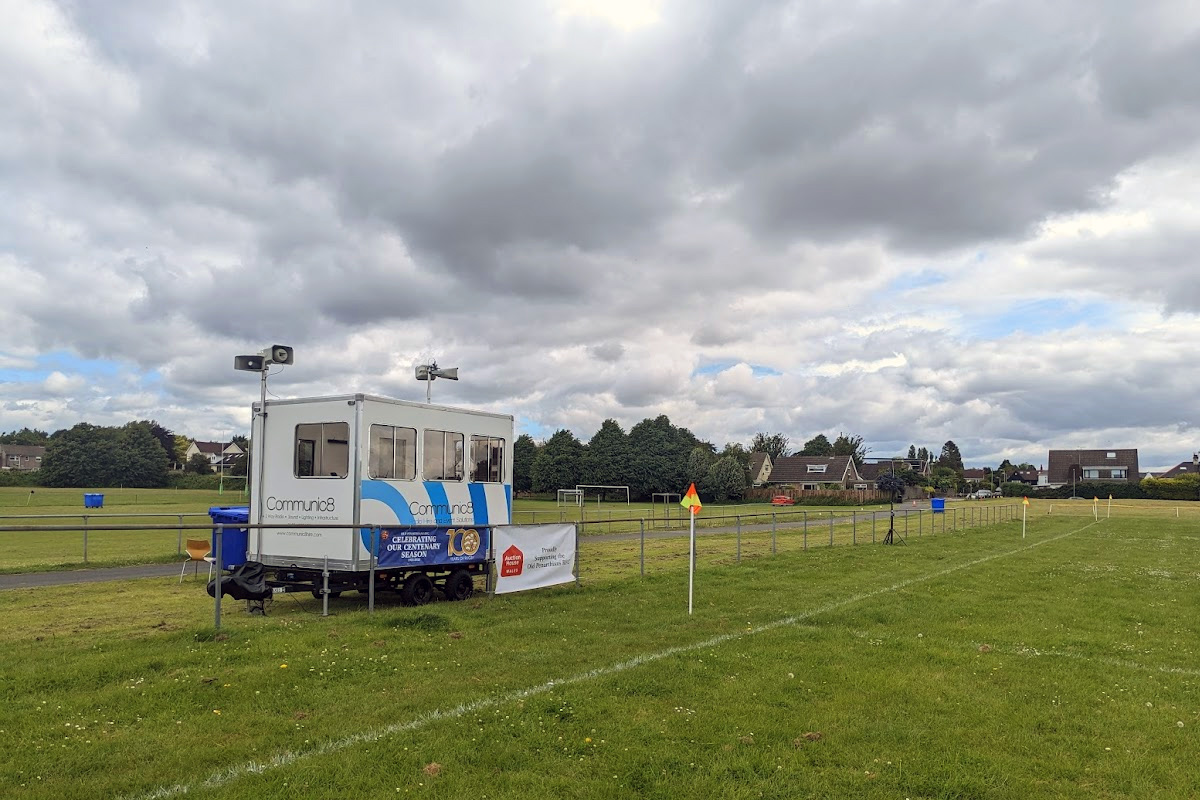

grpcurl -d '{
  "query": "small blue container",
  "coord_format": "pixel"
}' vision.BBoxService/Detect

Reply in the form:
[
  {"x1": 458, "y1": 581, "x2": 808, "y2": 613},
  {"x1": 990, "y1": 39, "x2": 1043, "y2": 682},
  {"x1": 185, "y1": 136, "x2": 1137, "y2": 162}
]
[
  {"x1": 931, "y1": 498, "x2": 945, "y2": 514},
  {"x1": 83, "y1": 493, "x2": 104, "y2": 509}
]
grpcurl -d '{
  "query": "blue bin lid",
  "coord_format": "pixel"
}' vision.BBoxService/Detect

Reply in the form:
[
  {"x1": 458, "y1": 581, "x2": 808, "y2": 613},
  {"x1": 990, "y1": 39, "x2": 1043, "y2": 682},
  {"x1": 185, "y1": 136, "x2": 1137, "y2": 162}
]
[{"x1": 208, "y1": 506, "x2": 250, "y2": 524}]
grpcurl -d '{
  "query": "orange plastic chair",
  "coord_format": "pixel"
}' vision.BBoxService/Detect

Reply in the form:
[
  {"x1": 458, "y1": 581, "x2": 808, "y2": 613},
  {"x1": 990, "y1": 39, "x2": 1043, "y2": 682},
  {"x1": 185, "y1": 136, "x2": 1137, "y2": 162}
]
[{"x1": 180, "y1": 538, "x2": 215, "y2": 583}]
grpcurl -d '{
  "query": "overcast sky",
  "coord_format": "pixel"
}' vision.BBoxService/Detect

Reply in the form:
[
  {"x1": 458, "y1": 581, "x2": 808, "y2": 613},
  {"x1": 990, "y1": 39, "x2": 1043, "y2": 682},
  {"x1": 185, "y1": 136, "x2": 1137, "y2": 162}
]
[{"x1": 3, "y1": 0, "x2": 1199, "y2": 470}]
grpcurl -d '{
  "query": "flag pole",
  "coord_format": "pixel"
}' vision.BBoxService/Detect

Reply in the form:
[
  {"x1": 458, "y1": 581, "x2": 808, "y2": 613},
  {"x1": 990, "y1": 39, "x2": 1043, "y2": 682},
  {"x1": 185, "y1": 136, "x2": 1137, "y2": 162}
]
[{"x1": 688, "y1": 509, "x2": 695, "y2": 615}]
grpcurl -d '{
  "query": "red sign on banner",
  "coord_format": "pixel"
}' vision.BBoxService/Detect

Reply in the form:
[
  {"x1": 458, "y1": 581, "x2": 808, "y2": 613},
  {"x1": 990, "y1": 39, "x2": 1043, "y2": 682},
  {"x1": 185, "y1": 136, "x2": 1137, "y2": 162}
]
[{"x1": 500, "y1": 544, "x2": 524, "y2": 577}]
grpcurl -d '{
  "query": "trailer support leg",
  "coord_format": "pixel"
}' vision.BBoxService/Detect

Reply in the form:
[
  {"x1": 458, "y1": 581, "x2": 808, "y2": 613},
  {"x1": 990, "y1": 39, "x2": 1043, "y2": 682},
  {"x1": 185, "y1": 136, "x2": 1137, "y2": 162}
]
[
  {"x1": 322, "y1": 555, "x2": 330, "y2": 617},
  {"x1": 369, "y1": 526, "x2": 378, "y2": 615}
]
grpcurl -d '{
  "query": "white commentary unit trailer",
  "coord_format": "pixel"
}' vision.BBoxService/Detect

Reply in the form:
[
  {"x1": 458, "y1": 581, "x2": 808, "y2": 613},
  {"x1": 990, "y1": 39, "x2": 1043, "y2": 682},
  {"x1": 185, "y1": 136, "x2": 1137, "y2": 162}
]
[{"x1": 249, "y1": 394, "x2": 513, "y2": 604}]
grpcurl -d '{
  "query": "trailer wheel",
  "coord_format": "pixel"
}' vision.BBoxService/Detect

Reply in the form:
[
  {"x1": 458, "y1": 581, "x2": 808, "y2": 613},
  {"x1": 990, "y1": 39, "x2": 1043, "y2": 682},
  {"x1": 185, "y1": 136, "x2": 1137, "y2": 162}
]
[
  {"x1": 400, "y1": 574, "x2": 434, "y2": 606},
  {"x1": 443, "y1": 569, "x2": 474, "y2": 601}
]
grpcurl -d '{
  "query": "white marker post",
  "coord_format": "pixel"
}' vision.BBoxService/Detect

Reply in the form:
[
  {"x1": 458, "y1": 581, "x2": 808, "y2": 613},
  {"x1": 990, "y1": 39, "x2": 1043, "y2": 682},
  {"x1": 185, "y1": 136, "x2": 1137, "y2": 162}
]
[
  {"x1": 1093, "y1": 496, "x2": 1099, "y2": 521},
  {"x1": 680, "y1": 483, "x2": 702, "y2": 615},
  {"x1": 1022, "y1": 496, "x2": 1028, "y2": 539},
  {"x1": 1107, "y1": 494, "x2": 1112, "y2": 519}
]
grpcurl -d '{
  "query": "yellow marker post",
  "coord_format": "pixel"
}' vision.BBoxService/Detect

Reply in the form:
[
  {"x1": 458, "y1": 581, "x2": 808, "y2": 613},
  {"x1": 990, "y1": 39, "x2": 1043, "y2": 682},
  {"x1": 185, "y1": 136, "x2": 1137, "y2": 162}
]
[
  {"x1": 1093, "y1": 496, "x2": 1099, "y2": 521},
  {"x1": 680, "y1": 483, "x2": 702, "y2": 615}
]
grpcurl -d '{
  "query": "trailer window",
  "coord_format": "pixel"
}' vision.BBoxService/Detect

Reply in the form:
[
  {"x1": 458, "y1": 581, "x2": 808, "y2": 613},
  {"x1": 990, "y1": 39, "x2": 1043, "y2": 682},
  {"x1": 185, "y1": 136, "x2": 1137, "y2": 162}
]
[
  {"x1": 294, "y1": 423, "x2": 350, "y2": 478},
  {"x1": 369, "y1": 425, "x2": 416, "y2": 480},
  {"x1": 423, "y1": 429, "x2": 464, "y2": 481},
  {"x1": 470, "y1": 435, "x2": 505, "y2": 483}
]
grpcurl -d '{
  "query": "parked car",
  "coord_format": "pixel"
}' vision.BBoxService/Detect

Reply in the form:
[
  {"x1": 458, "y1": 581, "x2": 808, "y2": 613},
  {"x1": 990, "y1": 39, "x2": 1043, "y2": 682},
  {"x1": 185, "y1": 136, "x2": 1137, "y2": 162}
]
[{"x1": 970, "y1": 490, "x2": 994, "y2": 499}]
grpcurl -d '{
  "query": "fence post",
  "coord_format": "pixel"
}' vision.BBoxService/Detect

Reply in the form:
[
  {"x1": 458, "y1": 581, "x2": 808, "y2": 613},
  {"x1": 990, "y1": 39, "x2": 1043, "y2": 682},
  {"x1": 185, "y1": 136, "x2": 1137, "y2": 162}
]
[
  {"x1": 771, "y1": 512, "x2": 777, "y2": 555},
  {"x1": 872, "y1": 511, "x2": 876, "y2": 544},
  {"x1": 803, "y1": 511, "x2": 808, "y2": 550},
  {"x1": 82, "y1": 514, "x2": 89, "y2": 564},
  {"x1": 905, "y1": 511, "x2": 909, "y2": 539},
  {"x1": 214, "y1": 524, "x2": 223, "y2": 630},
  {"x1": 639, "y1": 519, "x2": 645, "y2": 577},
  {"x1": 919, "y1": 509, "x2": 923, "y2": 537},
  {"x1": 574, "y1": 523, "x2": 581, "y2": 586},
  {"x1": 736, "y1": 515, "x2": 741, "y2": 563},
  {"x1": 829, "y1": 513, "x2": 834, "y2": 547},
  {"x1": 177, "y1": 514, "x2": 184, "y2": 554},
  {"x1": 321, "y1": 555, "x2": 330, "y2": 617},
  {"x1": 852, "y1": 511, "x2": 856, "y2": 545},
  {"x1": 369, "y1": 525, "x2": 378, "y2": 615}
]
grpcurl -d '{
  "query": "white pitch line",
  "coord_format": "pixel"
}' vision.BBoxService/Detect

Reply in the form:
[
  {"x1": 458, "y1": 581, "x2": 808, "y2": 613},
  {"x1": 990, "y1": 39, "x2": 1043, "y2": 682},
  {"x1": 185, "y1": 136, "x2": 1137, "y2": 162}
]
[{"x1": 127, "y1": 521, "x2": 1095, "y2": 800}]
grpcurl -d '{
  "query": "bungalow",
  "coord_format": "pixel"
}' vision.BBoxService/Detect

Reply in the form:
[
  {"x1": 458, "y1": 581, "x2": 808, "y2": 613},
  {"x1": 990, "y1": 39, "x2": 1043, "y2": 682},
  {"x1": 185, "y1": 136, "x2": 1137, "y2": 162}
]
[
  {"x1": 768, "y1": 455, "x2": 865, "y2": 490},
  {"x1": 1046, "y1": 449, "x2": 1140, "y2": 488},
  {"x1": 1160, "y1": 454, "x2": 1200, "y2": 479}
]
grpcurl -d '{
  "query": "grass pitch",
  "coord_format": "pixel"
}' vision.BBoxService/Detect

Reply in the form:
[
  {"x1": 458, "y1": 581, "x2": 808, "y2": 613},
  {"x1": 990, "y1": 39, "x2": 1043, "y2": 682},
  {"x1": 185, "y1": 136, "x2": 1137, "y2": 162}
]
[{"x1": 3, "y1": 510, "x2": 1199, "y2": 798}]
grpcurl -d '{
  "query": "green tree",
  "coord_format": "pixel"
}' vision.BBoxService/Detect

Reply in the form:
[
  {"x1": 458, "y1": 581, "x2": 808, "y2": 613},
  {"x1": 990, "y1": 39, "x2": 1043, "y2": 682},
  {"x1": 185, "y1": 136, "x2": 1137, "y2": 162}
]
[
  {"x1": 718, "y1": 442, "x2": 751, "y2": 471},
  {"x1": 799, "y1": 434, "x2": 833, "y2": 456},
  {"x1": 748, "y1": 432, "x2": 790, "y2": 462},
  {"x1": 930, "y1": 464, "x2": 958, "y2": 494},
  {"x1": 705, "y1": 456, "x2": 748, "y2": 502},
  {"x1": 917, "y1": 446, "x2": 929, "y2": 463},
  {"x1": 39, "y1": 423, "x2": 120, "y2": 487},
  {"x1": 228, "y1": 435, "x2": 250, "y2": 477},
  {"x1": 582, "y1": 419, "x2": 630, "y2": 487},
  {"x1": 907, "y1": 444, "x2": 917, "y2": 459},
  {"x1": 687, "y1": 446, "x2": 716, "y2": 488},
  {"x1": 129, "y1": 420, "x2": 174, "y2": 466},
  {"x1": 937, "y1": 440, "x2": 964, "y2": 473},
  {"x1": 117, "y1": 423, "x2": 170, "y2": 487},
  {"x1": 831, "y1": 432, "x2": 868, "y2": 467},
  {"x1": 0, "y1": 427, "x2": 50, "y2": 446},
  {"x1": 513, "y1": 434, "x2": 538, "y2": 493},
  {"x1": 626, "y1": 415, "x2": 701, "y2": 499},
  {"x1": 530, "y1": 429, "x2": 584, "y2": 493},
  {"x1": 172, "y1": 435, "x2": 191, "y2": 468},
  {"x1": 185, "y1": 452, "x2": 214, "y2": 475}
]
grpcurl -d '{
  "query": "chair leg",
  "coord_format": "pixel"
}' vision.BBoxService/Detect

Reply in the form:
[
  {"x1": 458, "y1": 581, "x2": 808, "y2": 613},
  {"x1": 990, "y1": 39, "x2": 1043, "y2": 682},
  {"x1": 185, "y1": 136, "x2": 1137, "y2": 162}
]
[
  {"x1": 208, "y1": 561, "x2": 214, "y2": 582},
  {"x1": 179, "y1": 558, "x2": 187, "y2": 584}
]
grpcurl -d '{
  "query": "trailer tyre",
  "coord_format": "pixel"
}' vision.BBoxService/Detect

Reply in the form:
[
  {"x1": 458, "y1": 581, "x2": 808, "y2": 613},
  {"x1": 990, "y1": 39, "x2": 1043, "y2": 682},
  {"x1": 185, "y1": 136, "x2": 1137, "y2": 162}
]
[
  {"x1": 443, "y1": 570, "x2": 474, "y2": 601},
  {"x1": 400, "y1": 574, "x2": 435, "y2": 606}
]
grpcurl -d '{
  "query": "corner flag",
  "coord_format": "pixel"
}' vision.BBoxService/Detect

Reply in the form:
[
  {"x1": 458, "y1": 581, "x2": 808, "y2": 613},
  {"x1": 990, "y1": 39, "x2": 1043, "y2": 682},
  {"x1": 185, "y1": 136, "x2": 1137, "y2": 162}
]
[
  {"x1": 1022, "y1": 496, "x2": 1029, "y2": 506},
  {"x1": 681, "y1": 483, "x2": 702, "y2": 516}
]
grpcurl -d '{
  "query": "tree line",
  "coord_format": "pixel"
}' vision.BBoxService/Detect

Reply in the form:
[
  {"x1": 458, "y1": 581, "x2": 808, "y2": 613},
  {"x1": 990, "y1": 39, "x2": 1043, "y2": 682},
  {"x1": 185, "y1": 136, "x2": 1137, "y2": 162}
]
[{"x1": 0, "y1": 422, "x2": 246, "y2": 488}]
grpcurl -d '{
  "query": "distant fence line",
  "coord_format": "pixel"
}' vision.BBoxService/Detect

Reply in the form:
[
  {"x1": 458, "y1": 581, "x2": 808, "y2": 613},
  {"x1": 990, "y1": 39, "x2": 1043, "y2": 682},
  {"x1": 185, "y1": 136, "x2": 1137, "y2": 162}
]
[{"x1": 0, "y1": 504, "x2": 1021, "y2": 570}]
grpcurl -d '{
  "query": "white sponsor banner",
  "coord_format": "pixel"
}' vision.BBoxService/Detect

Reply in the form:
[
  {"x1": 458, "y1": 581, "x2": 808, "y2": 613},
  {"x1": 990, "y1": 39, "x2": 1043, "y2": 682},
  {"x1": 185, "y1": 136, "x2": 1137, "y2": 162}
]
[{"x1": 493, "y1": 524, "x2": 576, "y2": 594}]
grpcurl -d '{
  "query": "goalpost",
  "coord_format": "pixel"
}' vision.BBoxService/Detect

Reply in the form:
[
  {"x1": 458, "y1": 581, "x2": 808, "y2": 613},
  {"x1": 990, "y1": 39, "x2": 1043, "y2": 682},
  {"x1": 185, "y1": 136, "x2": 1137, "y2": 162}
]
[
  {"x1": 556, "y1": 488, "x2": 583, "y2": 507},
  {"x1": 652, "y1": 492, "x2": 681, "y2": 528},
  {"x1": 576, "y1": 484, "x2": 630, "y2": 506}
]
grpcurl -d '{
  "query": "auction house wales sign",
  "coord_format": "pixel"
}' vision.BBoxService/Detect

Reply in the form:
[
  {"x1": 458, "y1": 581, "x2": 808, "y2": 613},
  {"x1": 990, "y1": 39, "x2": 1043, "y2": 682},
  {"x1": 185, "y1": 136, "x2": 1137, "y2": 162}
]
[{"x1": 493, "y1": 524, "x2": 576, "y2": 594}]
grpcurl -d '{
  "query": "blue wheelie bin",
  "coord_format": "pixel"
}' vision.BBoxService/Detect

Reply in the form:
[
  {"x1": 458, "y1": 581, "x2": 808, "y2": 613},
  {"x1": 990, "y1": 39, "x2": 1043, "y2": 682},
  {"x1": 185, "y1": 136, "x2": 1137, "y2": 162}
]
[
  {"x1": 931, "y1": 498, "x2": 945, "y2": 514},
  {"x1": 208, "y1": 506, "x2": 249, "y2": 570}
]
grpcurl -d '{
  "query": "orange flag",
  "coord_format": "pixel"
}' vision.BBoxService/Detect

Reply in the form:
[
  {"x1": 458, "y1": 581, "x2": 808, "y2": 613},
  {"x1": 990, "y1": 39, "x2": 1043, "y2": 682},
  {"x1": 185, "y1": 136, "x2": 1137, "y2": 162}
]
[
  {"x1": 1022, "y1": 496, "x2": 1029, "y2": 506},
  {"x1": 680, "y1": 483, "x2": 703, "y2": 515}
]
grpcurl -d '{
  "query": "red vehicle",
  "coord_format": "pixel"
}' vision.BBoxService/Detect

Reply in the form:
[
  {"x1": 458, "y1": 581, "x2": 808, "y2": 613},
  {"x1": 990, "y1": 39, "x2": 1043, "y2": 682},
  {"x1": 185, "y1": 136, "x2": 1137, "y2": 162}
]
[{"x1": 770, "y1": 495, "x2": 795, "y2": 506}]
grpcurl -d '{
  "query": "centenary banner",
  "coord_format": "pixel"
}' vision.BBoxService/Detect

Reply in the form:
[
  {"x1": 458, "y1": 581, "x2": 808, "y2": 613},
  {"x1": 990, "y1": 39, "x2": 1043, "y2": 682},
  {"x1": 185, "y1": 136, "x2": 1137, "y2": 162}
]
[{"x1": 493, "y1": 524, "x2": 576, "y2": 594}]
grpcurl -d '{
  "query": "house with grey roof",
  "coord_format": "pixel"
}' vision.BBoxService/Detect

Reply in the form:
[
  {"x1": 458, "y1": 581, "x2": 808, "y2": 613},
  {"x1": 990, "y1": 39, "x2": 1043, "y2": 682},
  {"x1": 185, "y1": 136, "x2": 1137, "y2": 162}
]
[
  {"x1": 1046, "y1": 449, "x2": 1140, "y2": 488},
  {"x1": 768, "y1": 455, "x2": 865, "y2": 489},
  {"x1": 0, "y1": 444, "x2": 45, "y2": 471}
]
